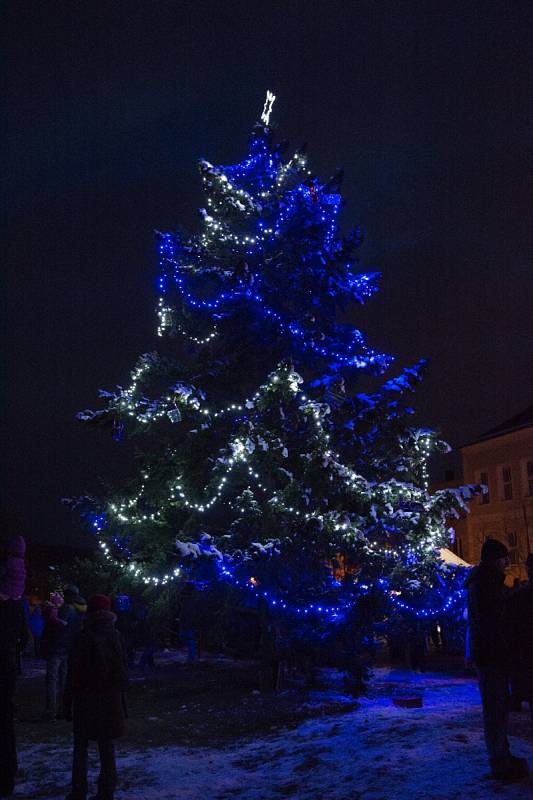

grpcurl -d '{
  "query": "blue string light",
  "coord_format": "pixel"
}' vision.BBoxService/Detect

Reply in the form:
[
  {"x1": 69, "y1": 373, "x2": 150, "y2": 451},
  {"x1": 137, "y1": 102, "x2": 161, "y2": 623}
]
[
  {"x1": 217, "y1": 561, "x2": 464, "y2": 620},
  {"x1": 388, "y1": 591, "x2": 464, "y2": 618},
  {"x1": 158, "y1": 236, "x2": 389, "y2": 369},
  {"x1": 154, "y1": 121, "x2": 390, "y2": 370},
  {"x1": 89, "y1": 513, "x2": 464, "y2": 619},
  {"x1": 218, "y1": 564, "x2": 348, "y2": 619}
]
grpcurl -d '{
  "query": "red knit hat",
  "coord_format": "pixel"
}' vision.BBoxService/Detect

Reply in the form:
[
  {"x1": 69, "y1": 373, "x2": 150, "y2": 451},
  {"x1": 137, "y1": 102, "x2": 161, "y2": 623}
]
[{"x1": 87, "y1": 594, "x2": 112, "y2": 613}]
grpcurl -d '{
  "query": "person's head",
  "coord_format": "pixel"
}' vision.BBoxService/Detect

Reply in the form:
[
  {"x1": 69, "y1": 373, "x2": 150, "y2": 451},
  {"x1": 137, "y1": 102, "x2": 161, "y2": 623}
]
[
  {"x1": 526, "y1": 553, "x2": 533, "y2": 582},
  {"x1": 87, "y1": 594, "x2": 112, "y2": 614},
  {"x1": 63, "y1": 584, "x2": 84, "y2": 606},
  {"x1": 480, "y1": 538, "x2": 510, "y2": 573}
]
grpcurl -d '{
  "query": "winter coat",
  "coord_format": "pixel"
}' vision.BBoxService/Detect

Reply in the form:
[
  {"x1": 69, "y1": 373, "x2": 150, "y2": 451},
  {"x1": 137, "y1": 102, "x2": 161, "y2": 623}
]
[
  {"x1": 29, "y1": 607, "x2": 44, "y2": 638},
  {"x1": 465, "y1": 563, "x2": 508, "y2": 668},
  {"x1": 66, "y1": 610, "x2": 129, "y2": 740},
  {"x1": 0, "y1": 598, "x2": 28, "y2": 674},
  {"x1": 41, "y1": 603, "x2": 82, "y2": 658},
  {"x1": 506, "y1": 583, "x2": 533, "y2": 672}
]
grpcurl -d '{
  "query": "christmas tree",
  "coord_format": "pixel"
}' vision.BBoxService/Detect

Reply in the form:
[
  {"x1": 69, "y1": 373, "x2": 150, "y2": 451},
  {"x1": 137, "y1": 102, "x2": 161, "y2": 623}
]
[{"x1": 72, "y1": 93, "x2": 476, "y2": 665}]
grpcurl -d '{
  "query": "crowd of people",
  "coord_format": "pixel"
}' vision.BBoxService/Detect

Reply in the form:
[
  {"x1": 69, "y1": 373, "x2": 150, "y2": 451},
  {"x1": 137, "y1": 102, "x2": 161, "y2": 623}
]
[
  {"x1": 0, "y1": 533, "x2": 532, "y2": 797},
  {"x1": 0, "y1": 537, "x2": 128, "y2": 800}
]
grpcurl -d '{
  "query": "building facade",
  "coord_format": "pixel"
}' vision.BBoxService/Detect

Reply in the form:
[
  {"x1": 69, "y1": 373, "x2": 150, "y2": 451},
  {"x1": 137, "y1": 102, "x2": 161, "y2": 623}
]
[{"x1": 459, "y1": 407, "x2": 533, "y2": 582}]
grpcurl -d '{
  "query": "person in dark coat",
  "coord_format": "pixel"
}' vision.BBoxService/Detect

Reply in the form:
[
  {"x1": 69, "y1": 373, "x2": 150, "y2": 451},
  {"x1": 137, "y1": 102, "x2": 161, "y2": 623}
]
[
  {"x1": 41, "y1": 585, "x2": 85, "y2": 720},
  {"x1": 0, "y1": 536, "x2": 28, "y2": 797},
  {"x1": 466, "y1": 537, "x2": 529, "y2": 782},
  {"x1": 507, "y1": 553, "x2": 533, "y2": 727},
  {"x1": 64, "y1": 594, "x2": 128, "y2": 800}
]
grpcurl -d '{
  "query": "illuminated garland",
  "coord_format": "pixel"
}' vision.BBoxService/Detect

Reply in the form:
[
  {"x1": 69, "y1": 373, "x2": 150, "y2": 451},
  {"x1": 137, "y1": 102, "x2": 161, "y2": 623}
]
[
  {"x1": 95, "y1": 529, "x2": 182, "y2": 587},
  {"x1": 157, "y1": 232, "x2": 385, "y2": 368},
  {"x1": 157, "y1": 300, "x2": 218, "y2": 344},
  {"x1": 388, "y1": 590, "x2": 462, "y2": 618},
  {"x1": 217, "y1": 562, "x2": 465, "y2": 620},
  {"x1": 98, "y1": 369, "x2": 442, "y2": 565},
  {"x1": 107, "y1": 386, "x2": 330, "y2": 521},
  {"x1": 92, "y1": 524, "x2": 463, "y2": 617},
  {"x1": 154, "y1": 93, "x2": 383, "y2": 372},
  {"x1": 159, "y1": 269, "x2": 382, "y2": 368}
]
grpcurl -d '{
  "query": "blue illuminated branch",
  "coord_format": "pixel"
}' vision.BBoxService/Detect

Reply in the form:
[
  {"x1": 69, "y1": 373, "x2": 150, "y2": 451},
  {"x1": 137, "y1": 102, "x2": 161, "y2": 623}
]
[
  {"x1": 217, "y1": 561, "x2": 464, "y2": 620},
  {"x1": 87, "y1": 513, "x2": 465, "y2": 619},
  {"x1": 155, "y1": 126, "x2": 389, "y2": 368},
  {"x1": 220, "y1": 132, "x2": 282, "y2": 192},
  {"x1": 158, "y1": 237, "x2": 390, "y2": 369}
]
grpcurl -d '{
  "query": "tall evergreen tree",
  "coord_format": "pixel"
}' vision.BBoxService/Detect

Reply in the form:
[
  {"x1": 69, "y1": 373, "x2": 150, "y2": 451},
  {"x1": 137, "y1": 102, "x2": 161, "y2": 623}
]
[{"x1": 72, "y1": 94, "x2": 477, "y2": 650}]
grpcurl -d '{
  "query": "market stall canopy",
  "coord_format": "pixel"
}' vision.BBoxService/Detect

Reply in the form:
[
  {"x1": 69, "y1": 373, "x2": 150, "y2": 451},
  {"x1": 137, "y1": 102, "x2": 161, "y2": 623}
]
[{"x1": 439, "y1": 548, "x2": 470, "y2": 567}]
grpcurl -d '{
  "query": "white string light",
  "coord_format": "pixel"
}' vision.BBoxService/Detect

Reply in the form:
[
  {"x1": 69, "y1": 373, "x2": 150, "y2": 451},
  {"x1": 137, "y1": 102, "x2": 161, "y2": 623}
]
[
  {"x1": 101, "y1": 367, "x2": 439, "y2": 554},
  {"x1": 157, "y1": 299, "x2": 218, "y2": 343},
  {"x1": 96, "y1": 534, "x2": 182, "y2": 586}
]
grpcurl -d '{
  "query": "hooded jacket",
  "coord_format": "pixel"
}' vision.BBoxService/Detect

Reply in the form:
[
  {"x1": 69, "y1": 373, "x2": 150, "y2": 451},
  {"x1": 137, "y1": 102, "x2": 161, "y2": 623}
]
[{"x1": 465, "y1": 562, "x2": 508, "y2": 668}]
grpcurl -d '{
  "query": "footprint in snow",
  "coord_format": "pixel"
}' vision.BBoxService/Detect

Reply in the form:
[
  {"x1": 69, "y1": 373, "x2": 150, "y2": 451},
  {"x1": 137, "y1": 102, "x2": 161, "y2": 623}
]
[{"x1": 293, "y1": 755, "x2": 323, "y2": 772}]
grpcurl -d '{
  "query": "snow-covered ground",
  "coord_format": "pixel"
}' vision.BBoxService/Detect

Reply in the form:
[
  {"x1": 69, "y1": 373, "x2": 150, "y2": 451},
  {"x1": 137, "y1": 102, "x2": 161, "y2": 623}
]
[{"x1": 16, "y1": 668, "x2": 533, "y2": 800}]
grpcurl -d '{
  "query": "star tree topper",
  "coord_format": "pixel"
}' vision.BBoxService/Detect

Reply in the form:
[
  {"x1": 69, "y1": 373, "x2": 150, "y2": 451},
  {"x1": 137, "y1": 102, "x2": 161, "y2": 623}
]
[{"x1": 261, "y1": 90, "x2": 276, "y2": 126}]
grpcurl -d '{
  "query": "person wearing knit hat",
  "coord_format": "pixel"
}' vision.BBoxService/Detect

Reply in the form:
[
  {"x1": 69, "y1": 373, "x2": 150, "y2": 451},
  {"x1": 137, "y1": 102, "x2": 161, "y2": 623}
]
[
  {"x1": 64, "y1": 585, "x2": 87, "y2": 616},
  {"x1": 480, "y1": 537, "x2": 510, "y2": 563},
  {"x1": 465, "y1": 538, "x2": 529, "y2": 782},
  {"x1": 86, "y1": 594, "x2": 111, "y2": 614},
  {"x1": 64, "y1": 594, "x2": 128, "y2": 800},
  {"x1": 0, "y1": 537, "x2": 28, "y2": 797}
]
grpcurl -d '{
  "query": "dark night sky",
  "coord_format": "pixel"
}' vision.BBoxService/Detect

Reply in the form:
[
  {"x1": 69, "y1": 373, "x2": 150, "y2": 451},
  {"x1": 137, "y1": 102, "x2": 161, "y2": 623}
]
[{"x1": 4, "y1": 1, "x2": 533, "y2": 544}]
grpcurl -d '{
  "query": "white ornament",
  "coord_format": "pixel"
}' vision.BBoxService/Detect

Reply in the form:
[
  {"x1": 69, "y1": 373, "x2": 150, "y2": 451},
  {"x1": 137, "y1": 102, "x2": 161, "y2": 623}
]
[{"x1": 167, "y1": 407, "x2": 182, "y2": 424}]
